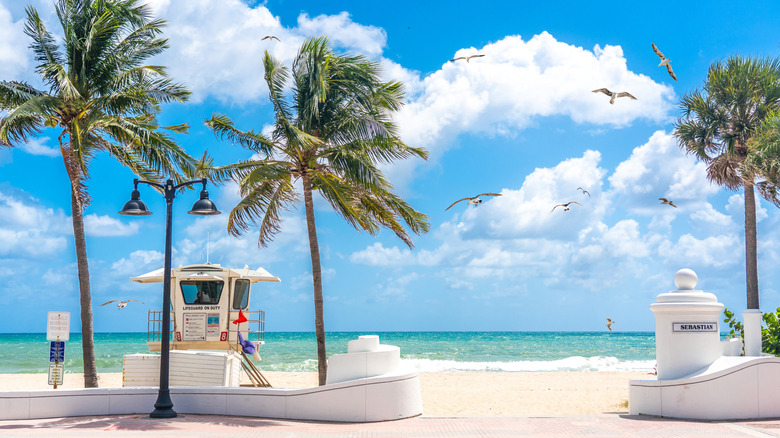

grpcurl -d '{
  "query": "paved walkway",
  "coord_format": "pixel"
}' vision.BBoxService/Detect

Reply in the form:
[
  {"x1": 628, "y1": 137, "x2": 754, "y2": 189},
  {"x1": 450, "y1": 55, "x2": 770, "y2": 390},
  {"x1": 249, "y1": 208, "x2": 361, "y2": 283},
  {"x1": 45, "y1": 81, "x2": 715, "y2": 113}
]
[{"x1": 1, "y1": 414, "x2": 780, "y2": 437}]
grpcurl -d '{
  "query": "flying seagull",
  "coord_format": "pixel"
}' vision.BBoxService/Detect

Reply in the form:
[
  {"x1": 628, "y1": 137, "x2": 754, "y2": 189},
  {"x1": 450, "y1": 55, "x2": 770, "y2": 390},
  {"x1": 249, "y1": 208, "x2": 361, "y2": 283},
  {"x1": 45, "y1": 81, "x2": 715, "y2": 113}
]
[
  {"x1": 450, "y1": 54, "x2": 485, "y2": 63},
  {"x1": 262, "y1": 35, "x2": 280, "y2": 42},
  {"x1": 659, "y1": 197, "x2": 677, "y2": 208},
  {"x1": 550, "y1": 201, "x2": 582, "y2": 212},
  {"x1": 577, "y1": 187, "x2": 591, "y2": 198},
  {"x1": 445, "y1": 193, "x2": 501, "y2": 211},
  {"x1": 651, "y1": 43, "x2": 677, "y2": 81},
  {"x1": 606, "y1": 318, "x2": 615, "y2": 331},
  {"x1": 592, "y1": 88, "x2": 637, "y2": 104},
  {"x1": 100, "y1": 299, "x2": 144, "y2": 310}
]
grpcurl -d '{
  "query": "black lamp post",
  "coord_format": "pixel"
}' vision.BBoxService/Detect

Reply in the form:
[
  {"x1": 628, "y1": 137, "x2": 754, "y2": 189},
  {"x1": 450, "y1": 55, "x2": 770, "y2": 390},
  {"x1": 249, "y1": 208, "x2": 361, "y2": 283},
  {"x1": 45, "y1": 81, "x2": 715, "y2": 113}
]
[{"x1": 119, "y1": 177, "x2": 220, "y2": 418}]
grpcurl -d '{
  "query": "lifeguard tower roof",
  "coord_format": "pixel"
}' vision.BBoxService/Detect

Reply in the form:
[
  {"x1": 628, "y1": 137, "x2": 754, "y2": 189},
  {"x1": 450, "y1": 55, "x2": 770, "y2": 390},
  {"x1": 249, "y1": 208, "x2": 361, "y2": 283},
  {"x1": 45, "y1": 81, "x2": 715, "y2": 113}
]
[{"x1": 130, "y1": 264, "x2": 281, "y2": 284}]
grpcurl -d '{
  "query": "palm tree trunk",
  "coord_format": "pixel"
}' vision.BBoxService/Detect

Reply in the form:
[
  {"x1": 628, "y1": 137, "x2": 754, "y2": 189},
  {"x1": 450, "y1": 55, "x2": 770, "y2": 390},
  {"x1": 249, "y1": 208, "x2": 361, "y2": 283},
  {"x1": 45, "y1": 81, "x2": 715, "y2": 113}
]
[
  {"x1": 302, "y1": 174, "x2": 327, "y2": 385},
  {"x1": 744, "y1": 181, "x2": 760, "y2": 310},
  {"x1": 70, "y1": 186, "x2": 99, "y2": 388}
]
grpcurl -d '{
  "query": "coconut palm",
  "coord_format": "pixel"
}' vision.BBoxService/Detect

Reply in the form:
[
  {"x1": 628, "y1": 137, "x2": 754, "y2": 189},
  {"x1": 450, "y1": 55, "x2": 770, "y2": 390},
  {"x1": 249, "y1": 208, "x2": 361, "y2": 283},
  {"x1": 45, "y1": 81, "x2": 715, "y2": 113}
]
[
  {"x1": 0, "y1": 0, "x2": 193, "y2": 387},
  {"x1": 205, "y1": 36, "x2": 430, "y2": 385},
  {"x1": 674, "y1": 56, "x2": 780, "y2": 310}
]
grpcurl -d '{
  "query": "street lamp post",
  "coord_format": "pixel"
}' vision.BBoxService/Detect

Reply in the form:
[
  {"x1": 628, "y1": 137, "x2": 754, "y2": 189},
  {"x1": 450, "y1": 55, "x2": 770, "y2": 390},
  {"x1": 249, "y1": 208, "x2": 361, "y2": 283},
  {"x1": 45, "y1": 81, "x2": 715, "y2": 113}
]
[{"x1": 119, "y1": 177, "x2": 220, "y2": 418}]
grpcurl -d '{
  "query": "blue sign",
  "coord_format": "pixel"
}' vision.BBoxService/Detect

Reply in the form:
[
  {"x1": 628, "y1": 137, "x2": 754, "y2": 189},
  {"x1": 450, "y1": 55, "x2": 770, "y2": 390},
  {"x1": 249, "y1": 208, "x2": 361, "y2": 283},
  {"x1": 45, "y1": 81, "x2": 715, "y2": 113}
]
[{"x1": 49, "y1": 341, "x2": 65, "y2": 362}]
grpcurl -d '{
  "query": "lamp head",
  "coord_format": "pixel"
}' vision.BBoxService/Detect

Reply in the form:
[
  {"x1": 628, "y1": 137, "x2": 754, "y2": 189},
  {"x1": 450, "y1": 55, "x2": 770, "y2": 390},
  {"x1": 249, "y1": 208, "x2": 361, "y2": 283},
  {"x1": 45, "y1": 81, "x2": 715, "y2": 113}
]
[
  {"x1": 188, "y1": 179, "x2": 221, "y2": 216},
  {"x1": 119, "y1": 181, "x2": 152, "y2": 216}
]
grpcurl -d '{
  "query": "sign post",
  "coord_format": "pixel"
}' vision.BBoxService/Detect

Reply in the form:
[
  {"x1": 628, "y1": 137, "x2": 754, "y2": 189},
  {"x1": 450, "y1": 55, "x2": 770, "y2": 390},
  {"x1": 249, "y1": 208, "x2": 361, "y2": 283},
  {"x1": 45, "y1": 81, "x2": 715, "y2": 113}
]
[{"x1": 46, "y1": 312, "x2": 70, "y2": 389}]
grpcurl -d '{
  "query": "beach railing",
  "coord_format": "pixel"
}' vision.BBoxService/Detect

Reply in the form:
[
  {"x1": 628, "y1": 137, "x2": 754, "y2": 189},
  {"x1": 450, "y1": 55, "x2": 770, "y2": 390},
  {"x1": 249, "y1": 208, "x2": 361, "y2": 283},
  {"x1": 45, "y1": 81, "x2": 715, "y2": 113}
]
[{"x1": 146, "y1": 309, "x2": 265, "y2": 344}]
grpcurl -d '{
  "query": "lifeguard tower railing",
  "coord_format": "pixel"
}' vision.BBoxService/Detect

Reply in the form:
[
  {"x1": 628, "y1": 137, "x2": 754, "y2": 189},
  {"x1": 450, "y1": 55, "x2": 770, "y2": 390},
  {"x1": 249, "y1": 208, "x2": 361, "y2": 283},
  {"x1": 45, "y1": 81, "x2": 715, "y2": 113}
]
[{"x1": 147, "y1": 310, "x2": 265, "y2": 346}]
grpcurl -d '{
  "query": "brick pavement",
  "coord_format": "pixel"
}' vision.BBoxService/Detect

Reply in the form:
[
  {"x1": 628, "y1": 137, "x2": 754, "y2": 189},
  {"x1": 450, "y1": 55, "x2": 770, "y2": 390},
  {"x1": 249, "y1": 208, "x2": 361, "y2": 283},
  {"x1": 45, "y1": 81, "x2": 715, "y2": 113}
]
[{"x1": 1, "y1": 414, "x2": 779, "y2": 437}]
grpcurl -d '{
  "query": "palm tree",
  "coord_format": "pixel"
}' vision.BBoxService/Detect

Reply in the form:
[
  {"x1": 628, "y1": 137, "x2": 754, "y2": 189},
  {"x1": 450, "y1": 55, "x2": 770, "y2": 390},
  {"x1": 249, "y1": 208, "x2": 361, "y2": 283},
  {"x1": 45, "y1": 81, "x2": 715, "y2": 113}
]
[
  {"x1": 205, "y1": 36, "x2": 430, "y2": 385},
  {"x1": 674, "y1": 56, "x2": 780, "y2": 310},
  {"x1": 0, "y1": 0, "x2": 193, "y2": 387}
]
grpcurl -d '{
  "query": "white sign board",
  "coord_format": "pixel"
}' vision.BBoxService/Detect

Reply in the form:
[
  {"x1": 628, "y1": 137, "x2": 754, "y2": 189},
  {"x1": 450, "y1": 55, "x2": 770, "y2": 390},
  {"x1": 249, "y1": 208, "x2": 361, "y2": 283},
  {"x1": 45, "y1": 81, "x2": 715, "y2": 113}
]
[
  {"x1": 182, "y1": 313, "x2": 206, "y2": 341},
  {"x1": 673, "y1": 322, "x2": 718, "y2": 333},
  {"x1": 48, "y1": 363, "x2": 64, "y2": 385},
  {"x1": 46, "y1": 312, "x2": 71, "y2": 341}
]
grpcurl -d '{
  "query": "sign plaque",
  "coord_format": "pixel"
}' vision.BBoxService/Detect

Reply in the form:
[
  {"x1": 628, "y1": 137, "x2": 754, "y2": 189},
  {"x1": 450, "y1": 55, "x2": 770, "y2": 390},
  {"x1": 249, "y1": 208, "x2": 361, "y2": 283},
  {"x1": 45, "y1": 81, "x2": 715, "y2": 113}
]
[
  {"x1": 673, "y1": 322, "x2": 718, "y2": 333},
  {"x1": 46, "y1": 312, "x2": 71, "y2": 341}
]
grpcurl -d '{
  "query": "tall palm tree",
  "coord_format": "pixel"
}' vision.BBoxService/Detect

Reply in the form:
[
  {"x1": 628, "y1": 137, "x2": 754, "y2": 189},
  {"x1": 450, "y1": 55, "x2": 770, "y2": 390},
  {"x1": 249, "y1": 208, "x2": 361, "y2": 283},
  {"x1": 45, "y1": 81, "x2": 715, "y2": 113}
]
[
  {"x1": 0, "y1": 0, "x2": 193, "y2": 387},
  {"x1": 674, "y1": 56, "x2": 780, "y2": 310},
  {"x1": 206, "y1": 36, "x2": 430, "y2": 385}
]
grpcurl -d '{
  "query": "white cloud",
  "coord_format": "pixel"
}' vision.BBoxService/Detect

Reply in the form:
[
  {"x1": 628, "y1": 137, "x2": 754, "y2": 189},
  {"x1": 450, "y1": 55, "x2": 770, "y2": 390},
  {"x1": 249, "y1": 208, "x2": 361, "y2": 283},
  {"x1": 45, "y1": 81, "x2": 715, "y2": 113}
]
[
  {"x1": 0, "y1": 3, "x2": 29, "y2": 81},
  {"x1": 726, "y1": 193, "x2": 768, "y2": 223},
  {"x1": 453, "y1": 149, "x2": 606, "y2": 241},
  {"x1": 608, "y1": 130, "x2": 718, "y2": 212},
  {"x1": 392, "y1": 33, "x2": 675, "y2": 170},
  {"x1": 142, "y1": 0, "x2": 389, "y2": 103},
  {"x1": 657, "y1": 234, "x2": 741, "y2": 268},
  {"x1": 689, "y1": 203, "x2": 734, "y2": 228},
  {"x1": 110, "y1": 250, "x2": 164, "y2": 277},
  {"x1": 0, "y1": 192, "x2": 72, "y2": 257},
  {"x1": 84, "y1": 214, "x2": 140, "y2": 237},
  {"x1": 18, "y1": 137, "x2": 59, "y2": 157},
  {"x1": 296, "y1": 12, "x2": 386, "y2": 56}
]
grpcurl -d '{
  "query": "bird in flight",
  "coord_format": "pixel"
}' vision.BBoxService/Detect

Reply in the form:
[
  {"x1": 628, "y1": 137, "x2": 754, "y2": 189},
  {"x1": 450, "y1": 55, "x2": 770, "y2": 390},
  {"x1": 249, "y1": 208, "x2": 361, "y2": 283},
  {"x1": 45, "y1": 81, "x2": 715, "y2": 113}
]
[
  {"x1": 651, "y1": 43, "x2": 677, "y2": 81},
  {"x1": 606, "y1": 318, "x2": 615, "y2": 331},
  {"x1": 450, "y1": 54, "x2": 485, "y2": 63},
  {"x1": 262, "y1": 35, "x2": 280, "y2": 42},
  {"x1": 592, "y1": 88, "x2": 637, "y2": 104},
  {"x1": 577, "y1": 187, "x2": 591, "y2": 198},
  {"x1": 550, "y1": 201, "x2": 582, "y2": 212},
  {"x1": 100, "y1": 300, "x2": 144, "y2": 310},
  {"x1": 445, "y1": 193, "x2": 501, "y2": 211},
  {"x1": 659, "y1": 197, "x2": 677, "y2": 208}
]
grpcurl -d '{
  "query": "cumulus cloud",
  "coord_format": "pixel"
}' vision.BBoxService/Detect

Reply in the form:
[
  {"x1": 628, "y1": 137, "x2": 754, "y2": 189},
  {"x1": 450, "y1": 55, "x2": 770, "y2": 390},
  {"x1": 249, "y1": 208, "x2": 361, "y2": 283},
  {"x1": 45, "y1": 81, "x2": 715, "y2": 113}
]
[
  {"x1": 0, "y1": 192, "x2": 70, "y2": 257},
  {"x1": 608, "y1": 130, "x2": 718, "y2": 212},
  {"x1": 110, "y1": 250, "x2": 164, "y2": 277},
  {"x1": 0, "y1": 3, "x2": 29, "y2": 81},
  {"x1": 140, "y1": 0, "x2": 389, "y2": 103},
  {"x1": 84, "y1": 214, "x2": 140, "y2": 237},
  {"x1": 725, "y1": 193, "x2": 769, "y2": 223},
  {"x1": 657, "y1": 233, "x2": 741, "y2": 268},
  {"x1": 18, "y1": 137, "x2": 59, "y2": 157},
  {"x1": 394, "y1": 33, "x2": 674, "y2": 154},
  {"x1": 453, "y1": 149, "x2": 606, "y2": 241}
]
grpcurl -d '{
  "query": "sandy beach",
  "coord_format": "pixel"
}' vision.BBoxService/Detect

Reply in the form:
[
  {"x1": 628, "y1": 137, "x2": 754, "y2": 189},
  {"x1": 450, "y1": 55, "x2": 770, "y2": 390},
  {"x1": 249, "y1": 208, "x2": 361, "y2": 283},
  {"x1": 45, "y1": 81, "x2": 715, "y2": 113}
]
[{"x1": 0, "y1": 370, "x2": 651, "y2": 416}]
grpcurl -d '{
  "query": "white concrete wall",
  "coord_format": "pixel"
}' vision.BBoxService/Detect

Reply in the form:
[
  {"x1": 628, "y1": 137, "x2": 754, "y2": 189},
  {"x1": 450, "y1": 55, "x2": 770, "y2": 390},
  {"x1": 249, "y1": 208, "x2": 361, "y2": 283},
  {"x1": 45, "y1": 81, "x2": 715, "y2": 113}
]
[
  {"x1": 0, "y1": 371, "x2": 422, "y2": 422},
  {"x1": 629, "y1": 356, "x2": 780, "y2": 419}
]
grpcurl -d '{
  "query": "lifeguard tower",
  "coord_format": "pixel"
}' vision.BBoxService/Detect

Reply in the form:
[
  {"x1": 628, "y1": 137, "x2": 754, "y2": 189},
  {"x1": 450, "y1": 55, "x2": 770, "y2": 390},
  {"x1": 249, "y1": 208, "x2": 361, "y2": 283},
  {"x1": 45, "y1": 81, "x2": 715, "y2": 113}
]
[{"x1": 122, "y1": 263, "x2": 280, "y2": 388}]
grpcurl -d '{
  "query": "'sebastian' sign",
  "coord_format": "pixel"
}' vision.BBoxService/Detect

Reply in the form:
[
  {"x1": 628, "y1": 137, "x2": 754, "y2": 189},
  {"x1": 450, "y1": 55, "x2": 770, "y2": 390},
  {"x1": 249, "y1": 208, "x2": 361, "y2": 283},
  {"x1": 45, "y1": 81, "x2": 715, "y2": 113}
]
[{"x1": 673, "y1": 322, "x2": 718, "y2": 332}]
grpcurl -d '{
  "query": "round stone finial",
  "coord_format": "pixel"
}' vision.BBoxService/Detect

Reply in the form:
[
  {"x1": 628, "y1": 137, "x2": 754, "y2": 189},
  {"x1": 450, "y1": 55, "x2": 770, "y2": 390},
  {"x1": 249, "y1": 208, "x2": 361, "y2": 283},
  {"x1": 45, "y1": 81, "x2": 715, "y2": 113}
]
[{"x1": 674, "y1": 268, "x2": 698, "y2": 290}]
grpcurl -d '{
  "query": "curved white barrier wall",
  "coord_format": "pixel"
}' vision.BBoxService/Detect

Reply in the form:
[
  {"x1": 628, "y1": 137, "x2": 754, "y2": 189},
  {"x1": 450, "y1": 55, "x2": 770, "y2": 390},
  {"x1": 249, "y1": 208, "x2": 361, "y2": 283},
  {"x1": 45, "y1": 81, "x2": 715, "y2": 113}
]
[{"x1": 0, "y1": 335, "x2": 422, "y2": 422}]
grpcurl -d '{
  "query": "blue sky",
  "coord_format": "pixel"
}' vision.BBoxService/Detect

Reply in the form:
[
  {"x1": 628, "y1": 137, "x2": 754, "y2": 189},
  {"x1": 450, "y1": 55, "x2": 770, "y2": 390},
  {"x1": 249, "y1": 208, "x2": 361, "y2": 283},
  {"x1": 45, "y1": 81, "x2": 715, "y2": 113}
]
[{"x1": 1, "y1": 0, "x2": 779, "y2": 333}]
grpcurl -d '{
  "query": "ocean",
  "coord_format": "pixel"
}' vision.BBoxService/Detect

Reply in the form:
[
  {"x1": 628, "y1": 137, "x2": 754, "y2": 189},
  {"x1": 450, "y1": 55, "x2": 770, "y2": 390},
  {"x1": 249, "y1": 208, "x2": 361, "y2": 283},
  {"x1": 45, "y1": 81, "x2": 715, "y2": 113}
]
[{"x1": 0, "y1": 332, "x2": 658, "y2": 374}]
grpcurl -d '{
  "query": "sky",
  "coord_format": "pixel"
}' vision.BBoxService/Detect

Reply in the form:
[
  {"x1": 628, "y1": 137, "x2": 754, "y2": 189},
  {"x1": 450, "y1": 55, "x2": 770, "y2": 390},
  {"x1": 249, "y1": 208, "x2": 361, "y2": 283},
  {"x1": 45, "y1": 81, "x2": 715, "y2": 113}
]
[{"x1": 1, "y1": 0, "x2": 780, "y2": 334}]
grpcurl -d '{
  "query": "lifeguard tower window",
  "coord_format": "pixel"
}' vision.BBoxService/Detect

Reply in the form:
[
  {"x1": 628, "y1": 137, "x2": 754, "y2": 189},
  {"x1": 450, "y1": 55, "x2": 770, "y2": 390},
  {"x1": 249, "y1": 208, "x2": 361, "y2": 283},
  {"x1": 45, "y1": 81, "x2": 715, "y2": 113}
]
[
  {"x1": 233, "y1": 279, "x2": 250, "y2": 309},
  {"x1": 181, "y1": 280, "x2": 224, "y2": 305}
]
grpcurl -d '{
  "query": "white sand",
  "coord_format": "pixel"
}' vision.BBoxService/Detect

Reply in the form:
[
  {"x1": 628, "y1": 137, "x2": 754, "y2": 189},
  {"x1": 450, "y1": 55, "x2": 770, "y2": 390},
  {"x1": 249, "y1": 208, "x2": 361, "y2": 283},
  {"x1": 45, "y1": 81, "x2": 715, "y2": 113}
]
[{"x1": 0, "y1": 370, "x2": 652, "y2": 415}]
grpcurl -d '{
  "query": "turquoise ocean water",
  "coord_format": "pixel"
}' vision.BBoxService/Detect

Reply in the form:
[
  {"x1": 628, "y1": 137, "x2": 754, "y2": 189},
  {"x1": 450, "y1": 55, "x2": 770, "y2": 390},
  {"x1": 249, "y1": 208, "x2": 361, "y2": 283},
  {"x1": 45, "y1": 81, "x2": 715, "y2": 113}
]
[{"x1": 0, "y1": 332, "x2": 658, "y2": 374}]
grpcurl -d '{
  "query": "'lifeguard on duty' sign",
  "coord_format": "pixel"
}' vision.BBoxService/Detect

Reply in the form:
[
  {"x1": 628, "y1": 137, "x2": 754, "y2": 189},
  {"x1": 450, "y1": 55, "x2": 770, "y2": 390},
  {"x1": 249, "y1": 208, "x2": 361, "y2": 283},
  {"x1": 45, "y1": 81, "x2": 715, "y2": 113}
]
[{"x1": 673, "y1": 322, "x2": 718, "y2": 332}]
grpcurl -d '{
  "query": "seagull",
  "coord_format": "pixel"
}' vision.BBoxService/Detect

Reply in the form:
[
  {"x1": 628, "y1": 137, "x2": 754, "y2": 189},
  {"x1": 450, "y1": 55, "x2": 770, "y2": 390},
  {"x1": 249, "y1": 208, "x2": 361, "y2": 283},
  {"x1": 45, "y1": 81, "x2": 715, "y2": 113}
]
[
  {"x1": 262, "y1": 35, "x2": 280, "y2": 42},
  {"x1": 577, "y1": 187, "x2": 591, "y2": 198},
  {"x1": 592, "y1": 88, "x2": 637, "y2": 104},
  {"x1": 550, "y1": 201, "x2": 582, "y2": 212},
  {"x1": 659, "y1": 197, "x2": 677, "y2": 208},
  {"x1": 449, "y1": 54, "x2": 485, "y2": 63},
  {"x1": 100, "y1": 300, "x2": 144, "y2": 310},
  {"x1": 445, "y1": 193, "x2": 501, "y2": 211},
  {"x1": 651, "y1": 43, "x2": 677, "y2": 81},
  {"x1": 606, "y1": 318, "x2": 615, "y2": 331}
]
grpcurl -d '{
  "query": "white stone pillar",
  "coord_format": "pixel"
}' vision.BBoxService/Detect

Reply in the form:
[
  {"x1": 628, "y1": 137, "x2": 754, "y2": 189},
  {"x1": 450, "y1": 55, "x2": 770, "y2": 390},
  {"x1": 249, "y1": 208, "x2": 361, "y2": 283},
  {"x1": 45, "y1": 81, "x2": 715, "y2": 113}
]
[
  {"x1": 650, "y1": 269, "x2": 725, "y2": 380},
  {"x1": 742, "y1": 309, "x2": 763, "y2": 356}
]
